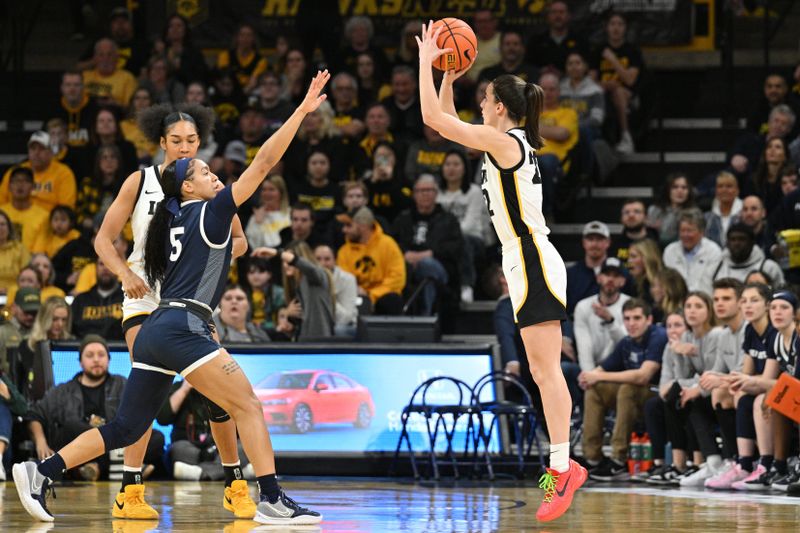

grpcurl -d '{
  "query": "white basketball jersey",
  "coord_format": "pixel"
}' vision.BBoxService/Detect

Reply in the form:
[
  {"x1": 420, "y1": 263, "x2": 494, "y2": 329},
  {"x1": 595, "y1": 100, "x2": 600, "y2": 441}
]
[
  {"x1": 127, "y1": 165, "x2": 164, "y2": 276},
  {"x1": 480, "y1": 128, "x2": 548, "y2": 247}
]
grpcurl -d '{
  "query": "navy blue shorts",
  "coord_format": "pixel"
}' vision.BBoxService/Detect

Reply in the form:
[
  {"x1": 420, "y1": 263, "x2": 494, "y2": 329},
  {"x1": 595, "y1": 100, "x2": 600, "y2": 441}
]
[{"x1": 132, "y1": 307, "x2": 221, "y2": 377}]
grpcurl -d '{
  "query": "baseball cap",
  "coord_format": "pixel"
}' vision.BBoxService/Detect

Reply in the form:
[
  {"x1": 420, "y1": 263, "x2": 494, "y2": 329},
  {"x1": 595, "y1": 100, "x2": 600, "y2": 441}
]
[
  {"x1": 336, "y1": 206, "x2": 374, "y2": 225},
  {"x1": 583, "y1": 220, "x2": 610, "y2": 239},
  {"x1": 28, "y1": 131, "x2": 51, "y2": 149},
  {"x1": 109, "y1": 7, "x2": 132, "y2": 21},
  {"x1": 600, "y1": 257, "x2": 625, "y2": 275},
  {"x1": 223, "y1": 141, "x2": 247, "y2": 165},
  {"x1": 79, "y1": 334, "x2": 110, "y2": 359},
  {"x1": 15, "y1": 287, "x2": 41, "y2": 313}
]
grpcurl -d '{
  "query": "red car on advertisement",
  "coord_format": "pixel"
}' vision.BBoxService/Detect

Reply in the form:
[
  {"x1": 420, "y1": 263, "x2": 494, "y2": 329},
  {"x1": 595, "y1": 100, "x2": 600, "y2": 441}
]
[{"x1": 254, "y1": 370, "x2": 375, "y2": 433}]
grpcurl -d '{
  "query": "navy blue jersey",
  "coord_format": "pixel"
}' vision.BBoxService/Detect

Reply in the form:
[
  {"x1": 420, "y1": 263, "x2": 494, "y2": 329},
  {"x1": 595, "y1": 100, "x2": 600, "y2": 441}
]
[
  {"x1": 160, "y1": 186, "x2": 237, "y2": 311},
  {"x1": 766, "y1": 328, "x2": 799, "y2": 377},
  {"x1": 742, "y1": 322, "x2": 775, "y2": 375}
]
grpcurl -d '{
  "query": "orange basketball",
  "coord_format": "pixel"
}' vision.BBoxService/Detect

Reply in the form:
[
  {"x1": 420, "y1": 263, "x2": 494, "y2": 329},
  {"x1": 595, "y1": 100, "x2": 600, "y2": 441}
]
[{"x1": 431, "y1": 18, "x2": 477, "y2": 73}]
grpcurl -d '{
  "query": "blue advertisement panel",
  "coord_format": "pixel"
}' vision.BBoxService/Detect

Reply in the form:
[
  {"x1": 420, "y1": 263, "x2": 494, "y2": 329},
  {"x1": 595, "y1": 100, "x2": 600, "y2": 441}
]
[{"x1": 50, "y1": 346, "x2": 500, "y2": 455}]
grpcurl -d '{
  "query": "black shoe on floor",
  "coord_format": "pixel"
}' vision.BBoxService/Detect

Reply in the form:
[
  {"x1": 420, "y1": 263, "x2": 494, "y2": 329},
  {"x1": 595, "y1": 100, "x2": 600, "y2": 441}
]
[{"x1": 589, "y1": 457, "x2": 629, "y2": 482}]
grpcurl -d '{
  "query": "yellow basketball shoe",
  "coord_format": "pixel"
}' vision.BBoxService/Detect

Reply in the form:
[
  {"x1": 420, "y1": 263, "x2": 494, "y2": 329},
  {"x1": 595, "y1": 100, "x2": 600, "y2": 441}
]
[
  {"x1": 223, "y1": 480, "x2": 257, "y2": 518},
  {"x1": 112, "y1": 484, "x2": 159, "y2": 519}
]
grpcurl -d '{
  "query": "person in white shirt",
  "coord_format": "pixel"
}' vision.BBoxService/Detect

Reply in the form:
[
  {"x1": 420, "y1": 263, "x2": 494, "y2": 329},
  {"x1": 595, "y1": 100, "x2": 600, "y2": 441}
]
[
  {"x1": 573, "y1": 257, "x2": 631, "y2": 372},
  {"x1": 663, "y1": 208, "x2": 722, "y2": 294}
]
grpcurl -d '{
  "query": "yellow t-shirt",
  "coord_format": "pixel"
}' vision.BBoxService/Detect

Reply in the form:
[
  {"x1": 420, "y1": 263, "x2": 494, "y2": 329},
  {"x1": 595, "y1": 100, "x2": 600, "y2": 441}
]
[
  {"x1": 31, "y1": 228, "x2": 81, "y2": 258},
  {"x1": 217, "y1": 49, "x2": 268, "y2": 89},
  {"x1": 73, "y1": 262, "x2": 97, "y2": 295},
  {"x1": 0, "y1": 202, "x2": 49, "y2": 251},
  {"x1": 82, "y1": 68, "x2": 137, "y2": 107},
  {"x1": 0, "y1": 240, "x2": 30, "y2": 293},
  {"x1": 538, "y1": 107, "x2": 579, "y2": 166},
  {"x1": 0, "y1": 160, "x2": 77, "y2": 212},
  {"x1": 6, "y1": 284, "x2": 66, "y2": 307},
  {"x1": 121, "y1": 119, "x2": 158, "y2": 159}
]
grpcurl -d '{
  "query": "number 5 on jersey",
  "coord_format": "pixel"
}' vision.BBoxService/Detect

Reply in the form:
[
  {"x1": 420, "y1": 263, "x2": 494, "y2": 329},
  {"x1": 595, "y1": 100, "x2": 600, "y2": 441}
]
[{"x1": 169, "y1": 227, "x2": 185, "y2": 261}]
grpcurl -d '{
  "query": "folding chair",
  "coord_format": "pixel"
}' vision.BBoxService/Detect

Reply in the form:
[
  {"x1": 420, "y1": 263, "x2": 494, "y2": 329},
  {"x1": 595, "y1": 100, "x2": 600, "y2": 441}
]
[{"x1": 473, "y1": 371, "x2": 544, "y2": 480}]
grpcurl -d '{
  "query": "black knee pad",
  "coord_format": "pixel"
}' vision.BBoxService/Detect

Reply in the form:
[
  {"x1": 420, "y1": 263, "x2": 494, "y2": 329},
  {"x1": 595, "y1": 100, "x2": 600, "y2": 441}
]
[{"x1": 203, "y1": 394, "x2": 231, "y2": 423}]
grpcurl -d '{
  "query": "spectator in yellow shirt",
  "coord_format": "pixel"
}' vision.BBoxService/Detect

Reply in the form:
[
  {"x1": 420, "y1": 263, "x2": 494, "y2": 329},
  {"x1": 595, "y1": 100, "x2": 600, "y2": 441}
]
[
  {"x1": 0, "y1": 210, "x2": 30, "y2": 296},
  {"x1": 537, "y1": 72, "x2": 579, "y2": 217},
  {"x1": 336, "y1": 206, "x2": 406, "y2": 315},
  {"x1": 82, "y1": 38, "x2": 137, "y2": 107},
  {"x1": 0, "y1": 131, "x2": 77, "y2": 211},
  {"x1": 31, "y1": 206, "x2": 81, "y2": 258},
  {"x1": 5, "y1": 264, "x2": 66, "y2": 306},
  {"x1": 0, "y1": 167, "x2": 49, "y2": 251}
]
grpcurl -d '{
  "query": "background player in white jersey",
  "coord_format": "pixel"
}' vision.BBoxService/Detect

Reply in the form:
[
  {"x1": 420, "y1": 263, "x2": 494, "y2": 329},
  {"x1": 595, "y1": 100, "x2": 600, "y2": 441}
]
[
  {"x1": 417, "y1": 23, "x2": 584, "y2": 522},
  {"x1": 92, "y1": 104, "x2": 255, "y2": 519}
]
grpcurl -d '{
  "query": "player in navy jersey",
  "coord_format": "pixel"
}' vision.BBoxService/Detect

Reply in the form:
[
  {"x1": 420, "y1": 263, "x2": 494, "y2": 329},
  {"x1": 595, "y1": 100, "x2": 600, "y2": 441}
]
[
  {"x1": 94, "y1": 104, "x2": 255, "y2": 519},
  {"x1": 417, "y1": 23, "x2": 583, "y2": 522},
  {"x1": 13, "y1": 70, "x2": 330, "y2": 526}
]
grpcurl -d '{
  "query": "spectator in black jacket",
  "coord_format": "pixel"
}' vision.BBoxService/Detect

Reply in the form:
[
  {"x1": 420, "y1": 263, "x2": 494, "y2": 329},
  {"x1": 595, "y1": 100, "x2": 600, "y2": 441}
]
[
  {"x1": 525, "y1": 1, "x2": 588, "y2": 73},
  {"x1": 70, "y1": 258, "x2": 124, "y2": 340},
  {"x1": 380, "y1": 66, "x2": 424, "y2": 152},
  {"x1": 26, "y1": 335, "x2": 164, "y2": 480},
  {"x1": 391, "y1": 174, "x2": 463, "y2": 316}
]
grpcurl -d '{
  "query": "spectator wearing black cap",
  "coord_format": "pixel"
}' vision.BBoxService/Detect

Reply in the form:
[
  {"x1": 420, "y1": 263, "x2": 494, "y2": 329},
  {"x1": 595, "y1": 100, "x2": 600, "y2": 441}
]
[
  {"x1": 566, "y1": 220, "x2": 611, "y2": 315},
  {"x1": 0, "y1": 131, "x2": 77, "y2": 212},
  {"x1": 70, "y1": 258, "x2": 124, "y2": 341},
  {"x1": 711, "y1": 223, "x2": 785, "y2": 286},
  {"x1": 573, "y1": 257, "x2": 631, "y2": 373},
  {"x1": 27, "y1": 335, "x2": 164, "y2": 480}
]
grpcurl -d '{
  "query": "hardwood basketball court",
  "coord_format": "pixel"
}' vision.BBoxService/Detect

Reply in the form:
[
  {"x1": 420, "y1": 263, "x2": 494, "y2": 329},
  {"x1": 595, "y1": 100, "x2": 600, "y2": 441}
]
[{"x1": 2, "y1": 478, "x2": 799, "y2": 531}]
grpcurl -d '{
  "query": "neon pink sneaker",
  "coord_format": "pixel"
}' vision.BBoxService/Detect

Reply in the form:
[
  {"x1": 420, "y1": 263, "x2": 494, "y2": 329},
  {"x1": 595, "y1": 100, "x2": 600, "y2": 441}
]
[
  {"x1": 705, "y1": 463, "x2": 750, "y2": 489},
  {"x1": 731, "y1": 465, "x2": 766, "y2": 491}
]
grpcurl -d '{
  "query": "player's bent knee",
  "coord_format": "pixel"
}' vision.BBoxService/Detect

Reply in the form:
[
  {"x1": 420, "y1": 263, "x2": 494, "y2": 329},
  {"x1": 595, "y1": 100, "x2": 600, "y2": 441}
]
[{"x1": 99, "y1": 417, "x2": 152, "y2": 450}]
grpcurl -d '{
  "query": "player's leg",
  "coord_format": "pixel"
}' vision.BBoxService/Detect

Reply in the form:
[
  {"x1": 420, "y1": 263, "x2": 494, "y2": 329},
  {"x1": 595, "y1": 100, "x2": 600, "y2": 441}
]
[
  {"x1": 206, "y1": 399, "x2": 257, "y2": 518},
  {"x1": 737, "y1": 393, "x2": 775, "y2": 490},
  {"x1": 184, "y1": 349, "x2": 321, "y2": 525},
  {"x1": 113, "y1": 322, "x2": 159, "y2": 519},
  {"x1": 13, "y1": 368, "x2": 174, "y2": 522},
  {"x1": 521, "y1": 322, "x2": 587, "y2": 522}
]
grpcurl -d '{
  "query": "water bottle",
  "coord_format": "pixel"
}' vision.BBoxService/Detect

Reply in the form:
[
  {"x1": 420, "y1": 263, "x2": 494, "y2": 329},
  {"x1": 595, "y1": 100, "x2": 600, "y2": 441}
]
[
  {"x1": 640, "y1": 433, "x2": 653, "y2": 472},
  {"x1": 628, "y1": 432, "x2": 642, "y2": 475}
]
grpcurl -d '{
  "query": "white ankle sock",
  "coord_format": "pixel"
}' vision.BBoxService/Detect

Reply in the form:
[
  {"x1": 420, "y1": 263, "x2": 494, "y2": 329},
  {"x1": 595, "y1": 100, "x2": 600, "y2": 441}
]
[
  {"x1": 707, "y1": 455, "x2": 723, "y2": 471},
  {"x1": 550, "y1": 442, "x2": 570, "y2": 473}
]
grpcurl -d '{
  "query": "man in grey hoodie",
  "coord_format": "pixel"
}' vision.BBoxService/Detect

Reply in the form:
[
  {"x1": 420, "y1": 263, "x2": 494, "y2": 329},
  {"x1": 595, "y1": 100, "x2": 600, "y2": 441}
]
[{"x1": 711, "y1": 223, "x2": 784, "y2": 286}]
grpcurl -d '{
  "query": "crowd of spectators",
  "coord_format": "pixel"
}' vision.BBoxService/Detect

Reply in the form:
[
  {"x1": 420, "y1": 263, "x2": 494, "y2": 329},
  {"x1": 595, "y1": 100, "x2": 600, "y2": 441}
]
[{"x1": 1, "y1": 3, "x2": 800, "y2": 485}]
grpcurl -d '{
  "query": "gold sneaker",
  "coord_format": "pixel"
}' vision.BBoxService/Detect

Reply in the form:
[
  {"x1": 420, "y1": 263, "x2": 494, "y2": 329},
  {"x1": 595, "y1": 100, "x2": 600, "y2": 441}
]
[
  {"x1": 223, "y1": 479, "x2": 257, "y2": 518},
  {"x1": 112, "y1": 484, "x2": 159, "y2": 519}
]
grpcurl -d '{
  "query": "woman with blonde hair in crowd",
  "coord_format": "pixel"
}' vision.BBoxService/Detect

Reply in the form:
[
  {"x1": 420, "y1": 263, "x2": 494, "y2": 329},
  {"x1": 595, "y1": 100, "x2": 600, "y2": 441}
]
[
  {"x1": 245, "y1": 176, "x2": 291, "y2": 249},
  {"x1": 283, "y1": 101, "x2": 347, "y2": 182},
  {"x1": 628, "y1": 239, "x2": 663, "y2": 303},
  {"x1": 25, "y1": 297, "x2": 73, "y2": 349},
  {"x1": 650, "y1": 268, "x2": 688, "y2": 324},
  {"x1": 252, "y1": 241, "x2": 334, "y2": 341}
]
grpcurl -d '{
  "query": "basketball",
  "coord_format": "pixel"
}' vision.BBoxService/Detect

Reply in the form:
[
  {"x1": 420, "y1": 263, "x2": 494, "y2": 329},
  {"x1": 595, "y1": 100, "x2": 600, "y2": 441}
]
[{"x1": 431, "y1": 18, "x2": 477, "y2": 73}]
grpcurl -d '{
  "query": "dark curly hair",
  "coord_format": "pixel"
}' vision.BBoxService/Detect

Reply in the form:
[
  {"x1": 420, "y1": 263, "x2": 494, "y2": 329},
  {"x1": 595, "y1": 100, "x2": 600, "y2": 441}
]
[{"x1": 138, "y1": 103, "x2": 214, "y2": 145}]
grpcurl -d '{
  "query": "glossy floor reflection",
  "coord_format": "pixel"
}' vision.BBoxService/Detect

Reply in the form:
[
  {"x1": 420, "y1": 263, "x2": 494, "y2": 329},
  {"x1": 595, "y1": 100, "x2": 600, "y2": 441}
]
[{"x1": 1, "y1": 478, "x2": 799, "y2": 532}]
